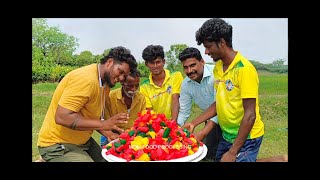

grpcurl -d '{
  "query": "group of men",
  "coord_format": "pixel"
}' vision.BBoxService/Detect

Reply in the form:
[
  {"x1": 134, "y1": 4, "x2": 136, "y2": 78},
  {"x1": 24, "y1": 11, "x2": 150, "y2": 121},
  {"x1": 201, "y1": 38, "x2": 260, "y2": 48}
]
[{"x1": 36, "y1": 18, "x2": 268, "y2": 162}]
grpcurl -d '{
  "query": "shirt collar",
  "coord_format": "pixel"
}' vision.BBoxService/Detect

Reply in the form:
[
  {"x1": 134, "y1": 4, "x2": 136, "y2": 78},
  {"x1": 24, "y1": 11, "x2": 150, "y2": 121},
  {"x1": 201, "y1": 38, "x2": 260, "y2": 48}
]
[
  {"x1": 149, "y1": 69, "x2": 170, "y2": 87},
  {"x1": 97, "y1": 63, "x2": 103, "y2": 88},
  {"x1": 116, "y1": 88, "x2": 123, "y2": 100}
]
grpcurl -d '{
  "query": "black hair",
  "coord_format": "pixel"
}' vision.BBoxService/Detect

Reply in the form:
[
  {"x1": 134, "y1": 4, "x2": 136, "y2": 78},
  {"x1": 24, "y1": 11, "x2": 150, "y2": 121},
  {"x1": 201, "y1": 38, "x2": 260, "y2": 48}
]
[
  {"x1": 129, "y1": 68, "x2": 141, "y2": 78},
  {"x1": 178, "y1": 47, "x2": 202, "y2": 62},
  {"x1": 142, "y1": 45, "x2": 164, "y2": 63},
  {"x1": 195, "y1": 18, "x2": 233, "y2": 48},
  {"x1": 100, "y1": 46, "x2": 137, "y2": 71}
]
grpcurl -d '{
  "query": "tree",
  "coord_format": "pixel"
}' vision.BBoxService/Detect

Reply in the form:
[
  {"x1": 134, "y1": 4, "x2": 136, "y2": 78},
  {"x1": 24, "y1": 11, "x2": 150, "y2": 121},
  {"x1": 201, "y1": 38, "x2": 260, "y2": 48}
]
[
  {"x1": 32, "y1": 18, "x2": 79, "y2": 66},
  {"x1": 165, "y1": 44, "x2": 188, "y2": 72},
  {"x1": 137, "y1": 62, "x2": 150, "y2": 77},
  {"x1": 272, "y1": 59, "x2": 286, "y2": 66},
  {"x1": 103, "y1": 49, "x2": 111, "y2": 57},
  {"x1": 76, "y1": 50, "x2": 95, "y2": 66}
]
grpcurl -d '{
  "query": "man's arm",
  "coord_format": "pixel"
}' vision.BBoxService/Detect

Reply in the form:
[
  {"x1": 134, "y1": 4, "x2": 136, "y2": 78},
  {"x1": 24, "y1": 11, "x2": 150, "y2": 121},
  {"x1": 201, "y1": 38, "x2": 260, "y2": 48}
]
[
  {"x1": 221, "y1": 98, "x2": 256, "y2": 162},
  {"x1": 183, "y1": 102, "x2": 217, "y2": 133},
  {"x1": 194, "y1": 101, "x2": 217, "y2": 125},
  {"x1": 55, "y1": 105, "x2": 128, "y2": 132},
  {"x1": 177, "y1": 85, "x2": 192, "y2": 126},
  {"x1": 195, "y1": 120, "x2": 216, "y2": 142},
  {"x1": 171, "y1": 93, "x2": 180, "y2": 122}
]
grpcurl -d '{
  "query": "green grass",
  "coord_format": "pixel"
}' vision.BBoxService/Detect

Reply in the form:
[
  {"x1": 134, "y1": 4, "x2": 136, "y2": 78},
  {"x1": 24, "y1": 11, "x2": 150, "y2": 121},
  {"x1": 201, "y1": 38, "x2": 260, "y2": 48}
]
[{"x1": 32, "y1": 71, "x2": 288, "y2": 161}]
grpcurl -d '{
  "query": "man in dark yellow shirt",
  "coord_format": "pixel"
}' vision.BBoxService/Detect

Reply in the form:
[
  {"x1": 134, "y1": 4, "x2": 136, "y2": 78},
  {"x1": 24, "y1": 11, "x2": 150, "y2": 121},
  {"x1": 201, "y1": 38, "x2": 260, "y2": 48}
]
[
  {"x1": 37, "y1": 46, "x2": 137, "y2": 162},
  {"x1": 101, "y1": 69, "x2": 146, "y2": 146}
]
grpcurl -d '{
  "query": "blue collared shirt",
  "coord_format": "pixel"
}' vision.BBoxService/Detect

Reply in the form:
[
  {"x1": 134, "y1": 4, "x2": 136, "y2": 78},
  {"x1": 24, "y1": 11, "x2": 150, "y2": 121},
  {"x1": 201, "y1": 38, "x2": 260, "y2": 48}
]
[{"x1": 177, "y1": 64, "x2": 218, "y2": 126}]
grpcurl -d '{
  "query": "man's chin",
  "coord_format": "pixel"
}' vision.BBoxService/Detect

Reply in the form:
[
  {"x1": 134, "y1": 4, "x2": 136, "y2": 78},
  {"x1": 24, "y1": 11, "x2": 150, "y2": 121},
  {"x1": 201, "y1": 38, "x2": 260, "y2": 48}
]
[{"x1": 107, "y1": 82, "x2": 115, "y2": 88}]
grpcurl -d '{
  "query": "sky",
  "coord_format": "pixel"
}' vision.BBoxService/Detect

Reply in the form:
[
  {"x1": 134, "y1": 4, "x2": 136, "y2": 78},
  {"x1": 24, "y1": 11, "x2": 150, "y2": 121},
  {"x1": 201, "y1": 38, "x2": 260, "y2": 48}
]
[{"x1": 46, "y1": 18, "x2": 288, "y2": 64}]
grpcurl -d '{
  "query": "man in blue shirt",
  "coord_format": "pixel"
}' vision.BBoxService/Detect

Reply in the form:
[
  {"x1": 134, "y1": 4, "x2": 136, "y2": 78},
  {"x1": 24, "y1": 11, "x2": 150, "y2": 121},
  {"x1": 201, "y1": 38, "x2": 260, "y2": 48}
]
[{"x1": 177, "y1": 47, "x2": 221, "y2": 161}]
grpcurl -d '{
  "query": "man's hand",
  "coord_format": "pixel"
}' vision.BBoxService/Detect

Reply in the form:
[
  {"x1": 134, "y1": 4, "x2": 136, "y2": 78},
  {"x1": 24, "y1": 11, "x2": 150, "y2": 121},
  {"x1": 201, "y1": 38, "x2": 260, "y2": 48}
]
[
  {"x1": 194, "y1": 130, "x2": 206, "y2": 142},
  {"x1": 102, "y1": 130, "x2": 120, "y2": 142},
  {"x1": 102, "y1": 113, "x2": 128, "y2": 132},
  {"x1": 220, "y1": 151, "x2": 237, "y2": 162},
  {"x1": 182, "y1": 122, "x2": 195, "y2": 133}
]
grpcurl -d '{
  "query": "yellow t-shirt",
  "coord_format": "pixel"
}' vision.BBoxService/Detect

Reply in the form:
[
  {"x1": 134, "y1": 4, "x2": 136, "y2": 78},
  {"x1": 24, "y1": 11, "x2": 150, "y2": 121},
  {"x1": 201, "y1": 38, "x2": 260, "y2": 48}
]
[
  {"x1": 105, "y1": 88, "x2": 146, "y2": 130},
  {"x1": 214, "y1": 52, "x2": 264, "y2": 143},
  {"x1": 37, "y1": 64, "x2": 110, "y2": 147},
  {"x1": 139, "y1": 69, "x2": 183, "y2": 119}
]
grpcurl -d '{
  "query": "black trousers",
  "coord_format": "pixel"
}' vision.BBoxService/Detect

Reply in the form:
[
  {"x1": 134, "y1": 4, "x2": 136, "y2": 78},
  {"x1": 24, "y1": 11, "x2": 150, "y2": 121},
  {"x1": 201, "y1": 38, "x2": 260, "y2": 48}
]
[{"x1": 202, "y1": 122, "x2": 222, "y2": 161}]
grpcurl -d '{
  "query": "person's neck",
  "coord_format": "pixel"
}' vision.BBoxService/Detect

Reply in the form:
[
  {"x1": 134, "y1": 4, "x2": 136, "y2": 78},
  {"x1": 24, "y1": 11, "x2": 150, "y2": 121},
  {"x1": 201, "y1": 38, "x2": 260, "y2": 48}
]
[
  {"x1": 195, "y1": 74, "x2": 204, "y2": 84},
  {"x1": 122, "y1": 88, "x2": 133, "y2": 108},
  {"x1": 152, "y1": 69, "x2": 166, "y2": 85},
  {"x1": 222, "y1": 49, "x2": 237, "y2": 70}
]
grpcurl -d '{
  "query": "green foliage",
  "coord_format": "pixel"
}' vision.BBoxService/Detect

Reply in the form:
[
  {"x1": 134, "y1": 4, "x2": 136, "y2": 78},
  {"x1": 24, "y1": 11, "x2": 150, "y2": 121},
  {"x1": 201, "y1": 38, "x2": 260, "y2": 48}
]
[
  {"x1": 94, "y1": 54, "x2": 104, "y2": 64},
  {"x1": 50, "y1": 65, "x2": 77, "y2": 82},
  {"x1": 32, "y1": 18, "x2": 79, "y2": 82},
  {"x1": 103, "y1": 49, "x2": 111, "y2": 57},
  {"x1": 137, "y1": 62, "x2": 150, "y2": 77},
  {"x1": 165, "y1": 44, "x2": 188, "y2": 72},
  {"x1": 32, "y1": 64, "x2": 76, "y2": 83},
  {"x1": 250, "y1": 59, "x2": 288, "y2": 73},
  {"x1": 75, "y1": 50, "x2": 95, "y2": 66}
]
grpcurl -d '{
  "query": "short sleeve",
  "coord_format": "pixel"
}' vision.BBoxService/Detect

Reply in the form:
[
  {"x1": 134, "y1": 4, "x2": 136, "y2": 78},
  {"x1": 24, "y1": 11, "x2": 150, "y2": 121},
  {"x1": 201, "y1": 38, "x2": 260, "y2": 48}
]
[
  {"x1": 172, "y1": 72, "x2": 183, "y2": 94},
  {"x1": 238, "y1": 67, "x2": 259, "y2": 99}
]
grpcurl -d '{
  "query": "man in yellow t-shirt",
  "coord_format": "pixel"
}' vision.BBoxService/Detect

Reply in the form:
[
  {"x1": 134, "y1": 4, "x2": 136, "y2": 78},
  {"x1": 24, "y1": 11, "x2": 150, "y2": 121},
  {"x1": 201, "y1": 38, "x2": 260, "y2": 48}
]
[
  {"x1": 100, "y1": 69, "x2": 146, "y2": 146},
  {"x1": 184, "y1": 18, "x2": 264, "y2": 162},
  {"x1": 37, "y1": 46, "x2": 137, "y2": 162},
  {"x1": 139, "y1": 45, "x2": 183, "y2": 122}
]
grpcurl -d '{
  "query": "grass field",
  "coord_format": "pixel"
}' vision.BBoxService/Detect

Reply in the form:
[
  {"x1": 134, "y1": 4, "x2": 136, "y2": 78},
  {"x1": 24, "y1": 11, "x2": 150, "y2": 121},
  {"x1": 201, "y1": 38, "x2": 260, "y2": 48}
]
[{"x1": 32, "y1": 70, "x2": 288, "y2": 161}]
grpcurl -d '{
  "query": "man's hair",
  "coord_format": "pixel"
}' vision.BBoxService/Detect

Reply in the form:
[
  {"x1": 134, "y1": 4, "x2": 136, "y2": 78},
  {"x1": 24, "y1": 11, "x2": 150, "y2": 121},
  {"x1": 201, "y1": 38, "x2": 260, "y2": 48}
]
[
  {"x1": 178, "y1": 47, "x2": 202, "y2": 62},
  {"x1": 142, "y1": 45, "x2": 164, "y2": 63},
  {"x1": 100, "y1": 46, "x2": 137, "y2": 71},
  {"x1": 195, "y1": 18, "x2": 233, "y2": 48},
  {"x1": 129, "y1": 68, "x2": 141, "y2": 78}
]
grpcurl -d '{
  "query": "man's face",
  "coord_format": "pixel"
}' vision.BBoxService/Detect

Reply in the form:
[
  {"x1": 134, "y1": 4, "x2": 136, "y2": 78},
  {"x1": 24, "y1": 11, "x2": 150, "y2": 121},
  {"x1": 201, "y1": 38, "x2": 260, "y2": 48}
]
[
  {"x1": 145, "y1": 57, "x2": 165, "y2": 75},
  {"x1": 122, "y1": 75, "x2": 140, "y2": 98},
  {"x1": 104, "y1": 60, "x2": 130, "y2": 88},
  {"x1": 182, "y1": 58, "x2": 204, "y2": 82},
  {"x1": 203, "y1": 40, "x2": 222, "y2": 62}
]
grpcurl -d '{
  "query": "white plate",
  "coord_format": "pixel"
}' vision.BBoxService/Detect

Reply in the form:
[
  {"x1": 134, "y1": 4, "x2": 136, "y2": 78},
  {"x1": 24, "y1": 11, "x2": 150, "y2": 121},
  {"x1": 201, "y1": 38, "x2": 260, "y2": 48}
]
[{"x1": 101, "y1": 139, "x2": 207, "y2": 162}]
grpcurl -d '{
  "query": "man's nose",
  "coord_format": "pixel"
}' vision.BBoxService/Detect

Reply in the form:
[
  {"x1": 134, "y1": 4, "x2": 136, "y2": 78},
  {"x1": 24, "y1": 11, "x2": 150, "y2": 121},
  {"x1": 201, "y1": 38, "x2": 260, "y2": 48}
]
[{"x1": 119, "y1": 75, "x2": 126, "y2": 82}]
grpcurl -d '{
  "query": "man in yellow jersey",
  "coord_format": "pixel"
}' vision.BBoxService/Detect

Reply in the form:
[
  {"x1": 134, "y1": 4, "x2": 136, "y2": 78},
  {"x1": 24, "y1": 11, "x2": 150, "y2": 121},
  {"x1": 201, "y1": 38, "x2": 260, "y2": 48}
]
[
  {"x1": 139, "y1": 45, "x2": 183, "y2": 122},
  {"x1": 184, "y1": 18, "x2": 264, "y2": 162},
  {"x1": 37, "y1": 46, "x2": 137, "y2": 162},
  {"x1": 100, "y1": 69, "x2": 146, "y2": 146}
]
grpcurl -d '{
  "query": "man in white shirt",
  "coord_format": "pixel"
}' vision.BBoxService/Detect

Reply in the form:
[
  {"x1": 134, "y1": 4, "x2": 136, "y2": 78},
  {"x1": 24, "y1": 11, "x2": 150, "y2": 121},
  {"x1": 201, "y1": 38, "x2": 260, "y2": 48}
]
[{"x1": 177, "y1": 47, "x2": 221, "y2": 161}]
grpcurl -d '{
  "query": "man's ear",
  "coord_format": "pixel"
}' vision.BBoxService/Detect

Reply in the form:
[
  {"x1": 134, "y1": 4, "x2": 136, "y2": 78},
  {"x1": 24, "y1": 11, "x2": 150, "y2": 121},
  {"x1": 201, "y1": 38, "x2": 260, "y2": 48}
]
[
  {"x1": 106, "y1": 58, "x2": 114, "y2": 67},
  {"x1": 200, "y1": 58, "x2": 205, "y2": 65}
]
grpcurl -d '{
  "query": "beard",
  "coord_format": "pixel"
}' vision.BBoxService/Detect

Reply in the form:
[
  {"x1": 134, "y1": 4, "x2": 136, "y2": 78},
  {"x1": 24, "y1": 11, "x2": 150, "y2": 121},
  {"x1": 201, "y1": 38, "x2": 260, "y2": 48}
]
[
  {"x1": 104, "y1": 71, "x2": 114, "y2": 88},
  {"x1": 123, "y1": 88, "x2": 135, "y2": 98}
]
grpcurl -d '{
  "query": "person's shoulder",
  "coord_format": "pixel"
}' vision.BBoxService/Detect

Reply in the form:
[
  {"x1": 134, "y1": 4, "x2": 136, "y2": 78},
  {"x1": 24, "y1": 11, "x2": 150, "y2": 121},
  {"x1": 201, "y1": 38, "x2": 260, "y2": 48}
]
[
  {"x1": 205, "y1": 63, "x2": 215, "y2": 72},
  {"x1": 170, "y1": 70, "x2": 182, "y2": 75},
  {"x1": 136, "y1": 91, "x2": 146, "y2": 99},
  {"x1": 140, "y1": 78, "x2": 150, "y2": 86},
  {"x1": 181, "y1": 77, "x2": 191, "y2": 86},
  {"x1": 169, "y1": 70, "x2": 183, "y2": 79},
  {"x1": 110, "y1": 88, "x2": 121, "y2": 94},
  {"x1": 67, "y1": 65, "x2": 98, "y2": 87}
]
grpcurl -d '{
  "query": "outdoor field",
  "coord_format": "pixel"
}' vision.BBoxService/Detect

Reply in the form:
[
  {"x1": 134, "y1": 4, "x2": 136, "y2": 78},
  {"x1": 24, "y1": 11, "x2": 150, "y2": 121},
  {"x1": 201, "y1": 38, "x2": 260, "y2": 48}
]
[{"x1": 32, "y1": 70, "x2": 288, "y2": 162}]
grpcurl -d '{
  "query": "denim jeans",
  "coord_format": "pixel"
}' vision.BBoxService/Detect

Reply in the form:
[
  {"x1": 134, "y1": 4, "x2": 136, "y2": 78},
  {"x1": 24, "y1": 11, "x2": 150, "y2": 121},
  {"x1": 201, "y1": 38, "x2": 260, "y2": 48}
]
[
  {"x1": 216, "y1": 136, "x2": 263, "y2": 162},
  {"x1": 100, "y1": 135, "x2": 109, "y2": 147}
]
